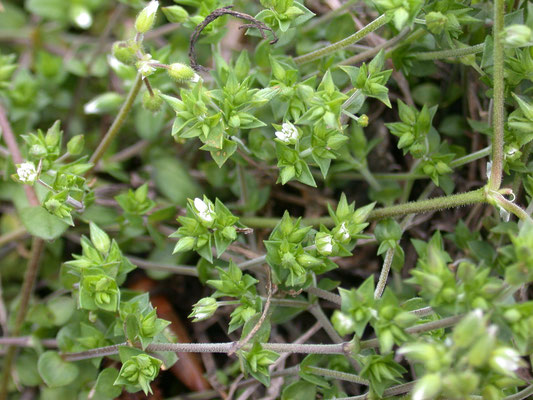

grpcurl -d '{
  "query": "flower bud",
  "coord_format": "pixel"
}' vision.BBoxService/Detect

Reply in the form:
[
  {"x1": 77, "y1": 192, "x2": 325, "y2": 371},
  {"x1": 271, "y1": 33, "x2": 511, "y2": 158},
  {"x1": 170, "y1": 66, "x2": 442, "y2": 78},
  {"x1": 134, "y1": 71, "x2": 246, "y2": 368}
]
[
  {"x1": 357, "y1": 114, "x2": 369, "y2": 127},
  {"x1": 315, "y1": 232, "x2": 335, "y2": 256},
  {"x1": 29, "y1": 144, "x2": 47, "y2": 158},
  {"x1": 504, "y1": 24, "x2": 532, "y2": 47},
  {"x1": 296, "y1": 253, "x2": 322, "y2": 268},
  {"x1": 221, "y1": 226, "x2": 237, "y2": 241},
  {"x1": 331, "y1": 310, "x2": 355, "y2": 336},
  {"x1": 189, "y1": 297, "x2": 218, "y2": 321},
  {"x1": 489, "y1": 347, "x2": 524, "y2": 376},
  {"x1": 412, "y1": 373, "x2": 442, "y2": 400},
  {"x1": 167, "y1": 62, "x2": 196, "y2": 83},
  {"x1": 135, "y1": 0, "x2": 159, "y2": 34},
  {"x1": 503, "y1": 308, "x2": 521, "y2": 323},
  {"x1": 161, "y1": 5, "x2": 189, "y2": 23},
  {"x1": 425, "y1": 11, "x2": 447, "y2": 35},
  {"x1": 67, "y1": 134, "x2": 85, "y2": 155},
  {"x1": 89, "y1": 222, "x2": 111, "y2": 254},
  {"x1": 45, "y1": 121, "x2": 62, "y2": 147},
  {"x1": 142, "y1": 88, "x2": 163, "y2": 112},
  {"x1": 173, "y1": 236, "x2": 196, "y2": 254},
  {"x1": 112, "y1": 41, "x2": 138, "y2": 65}
]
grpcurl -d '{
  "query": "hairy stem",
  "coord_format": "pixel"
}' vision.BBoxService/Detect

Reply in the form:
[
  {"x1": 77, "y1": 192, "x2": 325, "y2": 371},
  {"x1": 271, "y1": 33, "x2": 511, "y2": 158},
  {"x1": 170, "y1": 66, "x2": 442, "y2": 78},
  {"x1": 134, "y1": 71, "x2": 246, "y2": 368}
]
[
  {"x1": 412, "y1": 43, "x2": 485, "y2": 60},
  {"x1": 489, "y1": 0, "x2": 505, "y2": 190},
  {"x1": 306, "y1": 286, "x2": 342, "y2": 306},
  {"x1": 306, "y1": 366, "x2": 369, "y2": 386},
  {"x1": 374, "y1": 247, "x2": 395, "y2": 299},
  {"x1": 88, "y1": 73, "x2": 143, "y2": 170},
  {"x1": 241, "y1": 189, "x2": 487, "y2": 228},
  {"x1": 294, "y1": 14, "x2": 388, "y2": 65}
]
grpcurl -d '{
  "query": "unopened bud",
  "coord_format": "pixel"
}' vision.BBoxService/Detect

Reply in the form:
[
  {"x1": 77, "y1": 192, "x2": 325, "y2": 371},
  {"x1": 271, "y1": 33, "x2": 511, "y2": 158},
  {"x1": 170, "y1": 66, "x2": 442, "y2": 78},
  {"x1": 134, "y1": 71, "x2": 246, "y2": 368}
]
[
  {"x1": 167, "y1": 62, "x2": 196, "y2": 83},
  {"x1": 142, "y1": 88, "x2": 163, "y2": 112},
  {"x1": 135, "y1": 0, "x2": 159, "y2": 34}
]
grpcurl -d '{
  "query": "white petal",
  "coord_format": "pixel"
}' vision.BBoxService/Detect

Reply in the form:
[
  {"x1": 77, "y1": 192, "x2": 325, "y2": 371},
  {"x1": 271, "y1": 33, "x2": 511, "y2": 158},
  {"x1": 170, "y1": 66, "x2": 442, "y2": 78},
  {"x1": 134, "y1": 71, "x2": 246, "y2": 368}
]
[
  {"x1": 194, "y1": 198, "x2": 208, "y2": 213},
  {"x1": 145, "y1": 0, "x2": 159, "y2": 17},
  {"x1": 75, "y1": 10, "x2": 92, "y2": 29}
]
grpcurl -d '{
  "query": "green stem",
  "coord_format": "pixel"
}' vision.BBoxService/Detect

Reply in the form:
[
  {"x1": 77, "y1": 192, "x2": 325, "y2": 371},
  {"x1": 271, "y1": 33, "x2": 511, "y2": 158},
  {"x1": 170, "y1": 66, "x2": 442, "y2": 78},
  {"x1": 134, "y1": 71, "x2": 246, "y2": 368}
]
[
  {"x1": 88, "y1": 73, "x2": 143, "y2": 170},
  {"x1": 490, "y1": 191, "x2": 533, "y2": 223},
  {"x1": 0, "y1": 227, "x2": 28, "y2": 247},
  {"x1": 412, "y1": 43, "x2": 485, "y2": 60},
  {"x1": 126, "y1": 255, "x2": 199, "y2": 276},
  {"x1": 489, "y1": 0, "x2": 505, "y2": 190},
  {"x1": 294, "y1": 14, "x2": 388, "y2": 65},
  {"x1": 306, "y1": 366, "x2": 369, "y2": 386},
  {"x1": 306, "y1": 286, "x2": 342, "y2": 306},
  {"x1": 240, "y1": 189, "x2": 487, "y2": 229},
  {"x1": 374, "y1": 247, "x2": 394, "y2": 299},
  {"x1": 503, "y1": 385, "x2": 533, "y2": 400},
  {"x1": 449, "y1": 146, "x2": 491, "y2": 168}
]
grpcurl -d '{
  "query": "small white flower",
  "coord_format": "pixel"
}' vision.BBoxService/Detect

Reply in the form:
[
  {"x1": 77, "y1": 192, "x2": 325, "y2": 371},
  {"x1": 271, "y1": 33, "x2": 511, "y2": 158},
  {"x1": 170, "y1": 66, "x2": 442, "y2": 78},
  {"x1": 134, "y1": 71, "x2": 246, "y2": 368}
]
[
  {"x1": 191, "y1": 73, "x2": 201, "y2": 83},
  {"x1": 75, "y1": 9, "x2": 92, "y2": 29},
  {"x1": 275, "y1": 122, "x2": 299, "y2": 144},
  {"x1": 138, "y1": 61, "x2": 156, "y2": 78},
  {"x1": 338, "y1": 222, "x2": 350, "y2": 241},
  {"x1": 194, "y1": 197, "x2": 215, "y2": 223},
  {"x1": 84, "y1": 98, "x2": 100, "y2": 114},
  {"x1": 316, "y1": 233, "x2": 334, "y2": 255},
  {"x1": 145, "y1": 0, "x2": 159, "y2": 18},
  {"x1": 17, "y1": 162, "x2": 38, "y2": 184}
]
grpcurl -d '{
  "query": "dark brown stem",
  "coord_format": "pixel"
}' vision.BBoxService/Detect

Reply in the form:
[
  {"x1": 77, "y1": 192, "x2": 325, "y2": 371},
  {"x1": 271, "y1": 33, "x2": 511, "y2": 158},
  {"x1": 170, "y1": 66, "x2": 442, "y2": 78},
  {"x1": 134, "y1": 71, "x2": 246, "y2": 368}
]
[{"x1": 189, "y1": 6, "x2": 278, "y2": 72}]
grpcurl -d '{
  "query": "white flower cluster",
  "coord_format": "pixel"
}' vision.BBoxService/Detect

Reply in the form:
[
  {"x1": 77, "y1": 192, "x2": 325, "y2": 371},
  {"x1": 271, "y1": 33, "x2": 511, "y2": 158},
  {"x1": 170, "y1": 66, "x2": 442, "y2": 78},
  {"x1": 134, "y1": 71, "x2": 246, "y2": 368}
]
[
  {"x1": 275, "y1": 122, "x2": 299, "y2": 144},
  {"x1": 16, "y1": 162, "x2": 38, "y2": 184}
]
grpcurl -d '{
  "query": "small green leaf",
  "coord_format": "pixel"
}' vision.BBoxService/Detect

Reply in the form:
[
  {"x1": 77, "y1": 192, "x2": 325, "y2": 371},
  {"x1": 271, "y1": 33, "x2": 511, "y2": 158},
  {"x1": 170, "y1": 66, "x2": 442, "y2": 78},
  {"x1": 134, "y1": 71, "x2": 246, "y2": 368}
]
[
  {"x1": 38, "y1": 351, "x2": 79, "y2": 388},
  {"x1": 19, "y1": 206, "x2": 69, "y2": 240}
]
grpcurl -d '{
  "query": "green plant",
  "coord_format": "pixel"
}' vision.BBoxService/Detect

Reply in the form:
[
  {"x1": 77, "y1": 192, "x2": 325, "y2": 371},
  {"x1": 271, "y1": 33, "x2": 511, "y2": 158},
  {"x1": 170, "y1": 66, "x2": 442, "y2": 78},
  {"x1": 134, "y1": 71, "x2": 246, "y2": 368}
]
[{"x1": 0, "y1": 0, "x2": 532, "y2": 399}]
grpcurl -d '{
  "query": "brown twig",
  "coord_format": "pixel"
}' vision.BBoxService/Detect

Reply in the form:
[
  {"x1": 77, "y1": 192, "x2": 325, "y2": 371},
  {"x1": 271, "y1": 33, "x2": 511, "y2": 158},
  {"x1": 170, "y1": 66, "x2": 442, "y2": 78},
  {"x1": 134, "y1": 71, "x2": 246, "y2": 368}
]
[{"x1": 189, "y1": 6, "x2": 278, "y2": 72}]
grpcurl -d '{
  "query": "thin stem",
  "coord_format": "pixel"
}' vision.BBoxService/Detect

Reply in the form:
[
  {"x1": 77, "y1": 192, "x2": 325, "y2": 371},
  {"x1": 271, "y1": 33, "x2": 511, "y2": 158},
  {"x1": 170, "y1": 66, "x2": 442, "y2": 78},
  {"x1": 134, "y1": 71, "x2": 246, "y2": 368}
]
[
  {"x1": 490, "y1": 191, "x2": 533, "y2": 223},
  {"x1": 0, "y1": 337, "x2": 57, "y2": 347},
  {"x1": 374, "y1": 247, "x2": 394, "y2": 299},
  {"x1": 503, "y1": 385, "x2": 533, "y2": 400},
  {"x1": 240, "y1": 189, "x2": 487, "y2": 228},
  {"x1": 306, "y1": 366, "x2": 369, "y2": 386},
  {"x1": 0, "y1": 227, "x2": 28, "y2": 247},
  {"x1": 449, "y1": 146, "x2": 491, "y2": 168},
  {"x1": 340, "y1": 27, "x2": 414, "y2": 66},
  {"x1": 88, "y1": 73, "x2": 144, "y2": 170},
  {"x1": 126, "y1": 255, "x2": 199, "y2": 276},
  {"x1": 299, "y1": 148, "x2": 313, "y2": 158},
  {"x1": 489, "y1": 0, "x2": 505, "y2": 190},
  {"x1": 309, "y1": 304, "x2": 343, "y2": 344},
  {"x1": 306, "y1": 286, "x2": 342, "y2": 306},
  {"x1": 294, "y1": 14, "x2": 388, "y2": 65},
  {"x1": 412, "y1": 43, "x2": 485, "y2": 60},
  {"x1": 61, "y1": 314, "x2": 463, "y2": 362}
]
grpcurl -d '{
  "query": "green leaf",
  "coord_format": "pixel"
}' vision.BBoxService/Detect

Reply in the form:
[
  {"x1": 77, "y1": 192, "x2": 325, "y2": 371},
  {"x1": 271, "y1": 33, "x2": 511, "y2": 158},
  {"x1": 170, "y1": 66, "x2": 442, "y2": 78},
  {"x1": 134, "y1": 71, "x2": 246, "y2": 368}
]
[
  {"x1": 19, "y1": 206, "x2": 69, "y2": 240},
  {"x1": 37, "y1": 351, "x2": 79, "y2": 388},
  {"x1": 282, "y1": 380, "x2": 317, "y2": 400},
  {"x1": 95, "y1": 368, "x2": 122, "y2": 399}
]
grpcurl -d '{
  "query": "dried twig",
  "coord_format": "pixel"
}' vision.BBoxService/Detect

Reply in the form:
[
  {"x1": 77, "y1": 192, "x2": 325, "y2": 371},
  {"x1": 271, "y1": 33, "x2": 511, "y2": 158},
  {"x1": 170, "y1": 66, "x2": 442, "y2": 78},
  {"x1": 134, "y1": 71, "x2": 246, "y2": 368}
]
[{"x1": 189, "y1": 6, "x2": 278, "y2": 72}]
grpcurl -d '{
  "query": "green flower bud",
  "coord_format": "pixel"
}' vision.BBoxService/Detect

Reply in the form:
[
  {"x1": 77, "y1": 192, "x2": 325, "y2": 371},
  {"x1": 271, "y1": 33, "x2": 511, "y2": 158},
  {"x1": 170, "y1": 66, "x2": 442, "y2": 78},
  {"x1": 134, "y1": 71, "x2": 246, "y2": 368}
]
[
  {"x1": 167, "y1": 62, "x2": 197, "y2": 83},
  {"x1": 425, "y1": 11, "x2": 447, "y2": 35},
  {"x1": 503, "y1": 309, "x2": 521, "y2": 323},
  {"x1": 412, "y1": 373, "x2": 442, "y2": 400},
  {"x1": 357, "y1": 114, "x2": 369, "y2": 127},
  {"x1": 296, "y1": 253, "x2": 322, "y2": 268},
  {"x1": 140, "y1": 310, "x2": 158, "y2": 337},
  {"x1": 29, "y1": 144, "x2": 47, "y2": 157},
  {"x1": 67, "y1": 135, "x2": 85, "y2": 155},
  {"x1": 189, "y1": 297, "x2": 219, "y2": 322},
  {"x1": 435, "y1": 161, "x2": 452, "y2": 175},
  {"x1": 44, "y1": 198, "x2": 62, "y2": 213},
  {"x1": 379, "y1": 328, "x2": 395, "y2": 353},
  {"x1": 504, "y1": 24, "x2": 532, "y2": 47},
  {"x1": 331, "y1": 310, "x2": 355, "y2": 336},
  {"x1": 45, "y1": 121, "x2": 62, "y2": 147},
  {"x1": 142, "y1": 88, "x2": 163, "y2": 112},
  {"x1": 221, "y1": 226, "x2": 237, "y2": 241},
  {"x1": 315, "y1": 232, "x2": 336, "y2": 256},
  {"x1": 135, "y1": 0, "x2": 159, "y2": 34},
  {"x1": 441, "y1": 287, "x2": 456, "y2": 303},
  {"x1": 489, "y1": 347, "x2": 524, "y2": 376},
  {"x1": 115, "y1": 354, "x2": 162, "y2": 395},
  {"x1": 112, "y1": 41, "x2": 138, "y2": 65},
  {"x1": 89, "y1": 222, "x2": 111, "y2": 254},
  {"x1": 229, "y1": 114, "x2": 240, "y2": 128},
  {"x1": 173, "y1": 236, "x2": 196, "y2": 254},
  {"x1": 161, "y1": 5, "x2": 189, "y2": 23}
]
